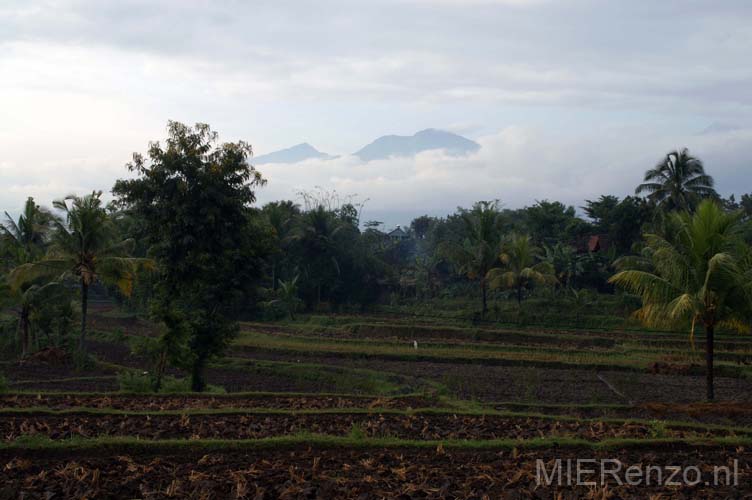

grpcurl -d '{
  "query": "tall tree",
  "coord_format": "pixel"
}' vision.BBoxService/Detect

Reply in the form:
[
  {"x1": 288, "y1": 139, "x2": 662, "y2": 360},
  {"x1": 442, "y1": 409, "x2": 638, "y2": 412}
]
[
  {"x1": 440, "y1": 201, "x2": 503, "y2": 317},
  {"x1": 262, "y1": 200, "x2": 300, "y2": 290},
  {"x1": 635, "y1": 148, "x2": 717, "y2": 211},
  {"x1": 290, "y1": 205, "x2": 343, "y2": 308},
  {"x1": 14, "y1": 281, "x2": 68, "y2": 356},
  {"x1": 2, "y1": 197, "x2": 55, "y2": 263},
  {"x1": 410, "y1": 215, "x2": 434, "y2": 240},
  {"x1": 2, "y1": 198, "x2": 57, "y2": 355},
  {"x1": 10, "y1": 191, "x2": 147, "y2": 351},
  {"x1": 113, "y1": 122, "x2": 268, "y2": 391},
  {"x1": 524, "y1": 200, "x2": 589, "y2": 245},
  {"x1": 583, "y1": 195, "x2": 652, "y2": 255},
  {"x1": 487, "y1": 233, "x2": 557, "y2": 305},
  {"x1": 543, "y1": 242, "x2": 583, "y2": 289},
  {"x1": 609, "y1": 200, "x2": 752, "y2": 400}
]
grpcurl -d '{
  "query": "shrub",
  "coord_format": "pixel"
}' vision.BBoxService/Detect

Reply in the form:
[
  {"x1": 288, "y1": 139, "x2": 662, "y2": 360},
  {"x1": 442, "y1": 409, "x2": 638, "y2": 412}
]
[
  {"x1": 117, "y1": 371, "x2": 226, "y2": 394},
  {"x1": 72, "y1": 349, "x2": 97, "y2": 371},
  {"x1": 347, "y1": 423, "x2": 366, "y2": 440}
]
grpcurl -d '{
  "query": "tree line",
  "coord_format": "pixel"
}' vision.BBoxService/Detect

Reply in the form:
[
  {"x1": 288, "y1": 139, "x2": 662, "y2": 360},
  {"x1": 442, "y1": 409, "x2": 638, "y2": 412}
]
[{"x1": 2, "y1": 123, "x2": 751, "y2": 397}]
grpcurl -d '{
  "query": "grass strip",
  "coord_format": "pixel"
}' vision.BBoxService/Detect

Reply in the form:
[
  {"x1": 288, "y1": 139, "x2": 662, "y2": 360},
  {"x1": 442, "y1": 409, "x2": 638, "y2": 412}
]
[
  {"x1": 3, "y1": 434, "x2": 752, "y2": 456},
  {"x1": 0, "y1": 389, "x2": 432, "y2": 399},
  {"x1": 1, "y1": 407, "x2": 750, "y2": 437},
  {"x1": 8, "y1": 376, "x2": 117, "y2": 386}
]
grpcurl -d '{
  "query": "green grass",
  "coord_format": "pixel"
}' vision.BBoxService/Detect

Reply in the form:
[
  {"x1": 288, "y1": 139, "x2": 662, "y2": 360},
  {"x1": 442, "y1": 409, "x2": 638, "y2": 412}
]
[
  {"x1": 4, "y1": 434, "x2": 752, "y2": 455},
  {"x1": 0, "y1": 389, "x2": 432, "y2": 400},
  {"x1": 8, "y1": 376, "x2": 118, "y2": 386},
  {"x1": 234, "y1": 329, "x2": 752, "y2": 378},
  {"x1": 2, "y1": 407, "x2": 750, "y2": 438},
  {"x1": 217, "y1": 357, "x2": 429, "y2": 395}
]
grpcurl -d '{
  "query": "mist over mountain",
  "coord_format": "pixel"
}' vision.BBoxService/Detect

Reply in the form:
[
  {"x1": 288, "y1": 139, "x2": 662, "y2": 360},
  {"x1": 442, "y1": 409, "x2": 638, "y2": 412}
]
[
  {"x1": 253, "y1": 129, "x2": 481, "y2": 166},
  {"x1": 253, "y1": 143, "x2": 334, "y2": 165},
  {"x1": 353, "y1": 129, "x2": 480, "y2": 161}
]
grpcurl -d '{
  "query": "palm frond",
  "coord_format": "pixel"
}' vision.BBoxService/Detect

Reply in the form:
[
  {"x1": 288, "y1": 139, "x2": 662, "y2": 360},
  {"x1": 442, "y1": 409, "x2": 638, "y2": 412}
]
[
  {"x1": 608, "y1": 270, "x2": 680, "y2": 306},
  {"x1": 8, "y1": 260, "x2": 69, "y2": 291}
]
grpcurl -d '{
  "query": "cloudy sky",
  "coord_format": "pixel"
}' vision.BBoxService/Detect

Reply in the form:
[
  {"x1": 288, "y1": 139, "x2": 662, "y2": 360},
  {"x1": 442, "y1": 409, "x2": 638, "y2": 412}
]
[{"x1": 2, "y1": 0, "x2": 751, "y2": 226}]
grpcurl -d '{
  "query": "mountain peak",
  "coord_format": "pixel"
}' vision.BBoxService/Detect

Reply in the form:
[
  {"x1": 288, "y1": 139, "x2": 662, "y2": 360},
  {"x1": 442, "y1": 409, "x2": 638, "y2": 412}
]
[
  {"x1": 253, "y1": 142, "x2": 333, "y2": 165},
  {"x1": 354, "y1": 129, "x2": 479, "y2": 162}
]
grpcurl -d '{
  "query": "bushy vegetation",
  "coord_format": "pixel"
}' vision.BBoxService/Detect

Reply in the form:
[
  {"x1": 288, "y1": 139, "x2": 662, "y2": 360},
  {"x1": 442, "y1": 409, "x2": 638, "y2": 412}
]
[
  {"x1": 117, "y1": 370, "x2": 226, "y2": 394},
  {"x1": 2, "y1": 124, "x2": 751, "y2": 399}
]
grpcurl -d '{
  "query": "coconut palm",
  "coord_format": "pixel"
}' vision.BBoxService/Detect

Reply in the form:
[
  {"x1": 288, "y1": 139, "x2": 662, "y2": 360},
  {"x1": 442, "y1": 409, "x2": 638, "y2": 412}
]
[
  {"x1": 10, "y1": 191, "x2": 153, "y2": 351},
  {"x1": 635, "y1": 148, "x2": 717, "y2": 212},
  {"x1": 3, "y1": 198, "x2": 59, "y2": 355},
  {"x1": 15, "y1": 281, "x2": 67, "y2": 356},
  {"x1": 290, "y1": 206, "x2": 343, "y2": 307},
  {"x1": 609, "y1": 200, "x2": 752, "y2": 400},
  {"x1": 267, "y1": 275, "x2": 303, "y2": 320},
  {"x1": 2, "y1": 197, "x2": 55, "y2": 263},
  {"x1": 487, "y1": 233, "x2": 557, "y2": 305},
  {"x1": 439, "y1": 201, "x2": 503, "y2": 317},
  {"x1": 262, "y1": 200, "x2": 300, "y2": 290},
  {"x1": 543, "y1": 242, "x2": 583, "y2": 289}
]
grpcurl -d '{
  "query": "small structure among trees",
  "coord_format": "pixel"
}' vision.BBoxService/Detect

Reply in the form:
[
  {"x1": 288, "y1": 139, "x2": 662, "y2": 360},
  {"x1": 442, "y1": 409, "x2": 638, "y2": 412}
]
[{"x1": 387, "y1": 226, "x2": 410, "y2": 242}]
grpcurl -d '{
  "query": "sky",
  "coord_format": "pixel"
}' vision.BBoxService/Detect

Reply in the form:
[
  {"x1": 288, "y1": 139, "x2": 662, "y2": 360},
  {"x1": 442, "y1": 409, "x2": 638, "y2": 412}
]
[{"x1": 1, "y1": 0, "x2": 751, "y2": 227}]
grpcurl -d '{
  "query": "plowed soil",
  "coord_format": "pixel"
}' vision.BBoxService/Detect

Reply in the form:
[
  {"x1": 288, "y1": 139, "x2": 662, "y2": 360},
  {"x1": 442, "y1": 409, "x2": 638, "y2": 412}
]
[
  {"x1": 0, "y1": 394, "x2": 434, "y2": 411},
  {"x1": 494, "y1": 401, "x2": 752, "y2": 427},
  {"x1": 1, "y1": 446, "x2": 748, "y2": 499},
  {"x1": 2, "y1": 413, "x2": 723, "y2": 442}
]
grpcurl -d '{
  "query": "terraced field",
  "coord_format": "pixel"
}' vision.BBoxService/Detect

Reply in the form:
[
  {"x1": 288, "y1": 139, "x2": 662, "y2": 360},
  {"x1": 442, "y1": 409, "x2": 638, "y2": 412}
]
[{"x1": 2, "y1": 308, "x2": 752, "y2": 497}]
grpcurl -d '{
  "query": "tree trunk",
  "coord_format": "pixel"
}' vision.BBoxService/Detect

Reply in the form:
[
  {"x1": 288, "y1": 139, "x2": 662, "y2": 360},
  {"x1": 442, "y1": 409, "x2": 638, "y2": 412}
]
[
  {"x1": 19, "y1": 306, "x2": 30, "y2": 357},
  {"x1": 271, "y1": 257, "x2": 277, "y2": 291},
  {"x1": 153, "y1": 349, "x2": 167, "y2": 392},
  {"x1": 191, "y1": 353, "x2": 207, "y2": 392},
  {"x1": 705, "y1": 324, "x2": 715, "y2": 401},
  {"x1": 79, "y1": 281, "x2": 88, "y2": 352},
  {"x1": 481, "y1": 280, "x2": 487, "y2": 318},
  {"x1": 517, "y1": 284, "x2": 523, "y2": 306}
]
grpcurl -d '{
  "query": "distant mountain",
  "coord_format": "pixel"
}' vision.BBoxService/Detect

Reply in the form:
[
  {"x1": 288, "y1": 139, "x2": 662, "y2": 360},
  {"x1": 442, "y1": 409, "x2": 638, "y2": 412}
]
[
  {"x1": 353, "y1": 128, "x2": 480, "y2": 161},
  {"x1": 253, "y1": 129, "x2": 481, "y2": 165},
  {"x1": 253, "y1": 143, "x2": 333, "y2": 164}
]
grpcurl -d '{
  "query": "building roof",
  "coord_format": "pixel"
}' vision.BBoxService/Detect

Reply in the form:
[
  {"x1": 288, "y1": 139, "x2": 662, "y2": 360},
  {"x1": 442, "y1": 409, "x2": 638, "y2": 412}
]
[{"x1": 388, "y1": 226, "x2": 407, "y2": 237}]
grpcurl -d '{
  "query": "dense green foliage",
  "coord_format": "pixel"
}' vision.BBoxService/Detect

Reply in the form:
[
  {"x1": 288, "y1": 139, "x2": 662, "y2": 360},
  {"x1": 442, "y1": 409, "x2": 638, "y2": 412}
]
[
  {"x1": 635, "y1": 149, "x2": 717, "y2": 212},
  {"x1": 112, "y1": 122, "x2": 270, "y2": 391},
  {"x1": 1, "y1": 124, "x2": 750, "y2": 394},
  {"x1": 9, "y1": 192, "x2": 149, "y2": 351},
  {"x1": 610, "y1": 200, "x2": 752, "y2": 400}
]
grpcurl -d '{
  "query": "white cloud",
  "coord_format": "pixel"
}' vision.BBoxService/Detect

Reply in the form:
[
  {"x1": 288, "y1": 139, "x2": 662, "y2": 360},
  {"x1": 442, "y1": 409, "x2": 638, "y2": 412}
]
[
  {"x1": 253, "y1": 126, "x2": 752, "y2": 225},
  {"x1": 2, "y1": 123, "x2": 750, "y2": 225},
  {"x1": 1, "y1": 1, "x2": 752, "y2": 223}
]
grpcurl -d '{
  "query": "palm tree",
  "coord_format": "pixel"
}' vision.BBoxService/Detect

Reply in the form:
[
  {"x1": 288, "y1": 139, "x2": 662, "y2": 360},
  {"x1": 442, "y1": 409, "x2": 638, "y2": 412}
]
[
  {"x1": 636, "y1": 148, "x2": 717, "y2": 211},
  {"x1": 2, "y1": 197, "x2": 55, "y2": 262},
  {"x1": 487, "y1": 233, "x2": 557, "y2": 305},
  {"x1": 291, "y1": 206, "x2": 343, "y2": 307},
  {"x1": 3, "y1": 198, "x2": 58, "y2": 356},
  {"x1": 439, "y1": 201, "x2": 503, "y2": 317},
  {"x1": 10, "y1": 191, "x2": 152, "y2": 351},
  {"x1": 15, "y1": 281, "x2": 67, "y2": 356},
  {"x1": 414, "y1": 255, "x2": 440, "y2": 299},
  {"x1": 262, "y1": 201, "x2": 300, "y2": 290},
  {"x1": 543, "y1": 242, "x2": 583, "y2": 289},
  {"x1": 609, "y1": 200, "x2": 752, "y2": 400},
  {"x1": 268, "y1": 275, "x2": 303, "y2": 320}
]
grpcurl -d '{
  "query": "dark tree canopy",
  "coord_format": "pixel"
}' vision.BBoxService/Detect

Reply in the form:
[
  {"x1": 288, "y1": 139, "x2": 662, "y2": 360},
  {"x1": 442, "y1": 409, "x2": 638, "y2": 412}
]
[
  {"x1": 583, "y1": 195, "x2": 652, "y2": 254},
  {"x1": 636, "y1": 148, "x2": 717, "y2": 211},
  {"x1": 113, "y1": 121, "x2": 270, "y2": 391}
]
